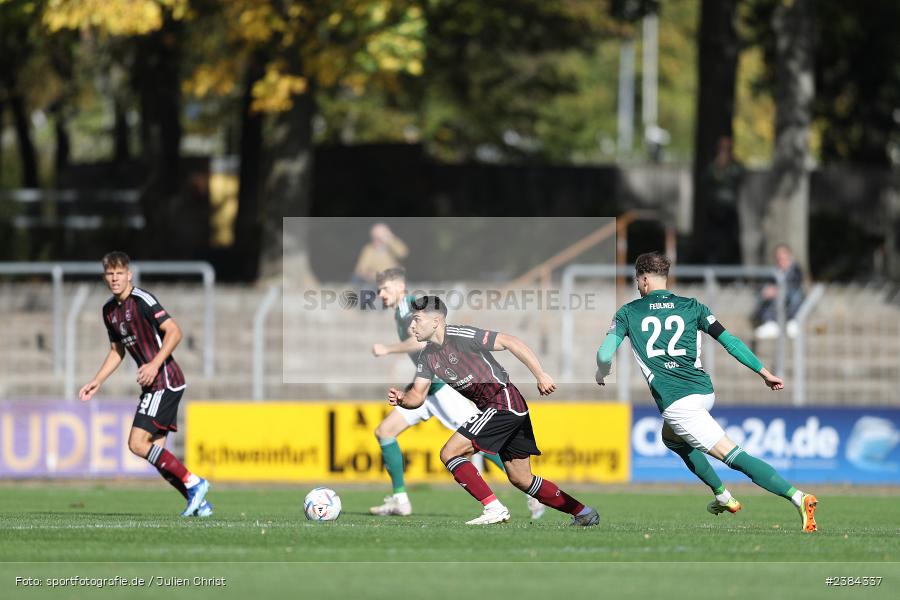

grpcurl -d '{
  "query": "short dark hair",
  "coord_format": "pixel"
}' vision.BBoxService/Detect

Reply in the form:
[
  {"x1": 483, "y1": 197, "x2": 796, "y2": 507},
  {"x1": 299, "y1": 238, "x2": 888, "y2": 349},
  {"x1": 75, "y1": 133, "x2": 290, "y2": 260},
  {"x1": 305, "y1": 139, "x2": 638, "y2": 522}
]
[
  {"x1": 634, "y1": 252, "x2": 671, "y2": 278},
  {"x1": 411, "y1": 295, "x2": 447, "y2": 317},
  {"x1": 376, "y1": 267, "x2": 406, "y2": 286},
  {"x1": 102, "y1": 251, "x2": 131, "y2": 270}
]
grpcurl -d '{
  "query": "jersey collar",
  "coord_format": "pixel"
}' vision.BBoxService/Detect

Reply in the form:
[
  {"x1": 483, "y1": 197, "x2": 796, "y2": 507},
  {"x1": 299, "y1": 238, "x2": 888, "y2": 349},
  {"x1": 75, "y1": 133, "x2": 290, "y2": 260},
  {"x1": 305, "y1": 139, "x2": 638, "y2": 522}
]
[
  {"x1": 115, "y1": 284, "x2": 135, "y2": 305},
  {"x1": 647, "y1": 289, "x2": 671, "y2": 296}
]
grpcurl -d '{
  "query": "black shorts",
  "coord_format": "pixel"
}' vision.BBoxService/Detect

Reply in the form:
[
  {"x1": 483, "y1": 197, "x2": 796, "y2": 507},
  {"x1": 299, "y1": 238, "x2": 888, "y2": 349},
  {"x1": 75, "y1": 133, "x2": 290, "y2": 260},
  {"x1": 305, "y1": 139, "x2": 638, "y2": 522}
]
[
  {"x1": 133, "y1": 388, "x2": 184, "y2": 435},
  {"x1": 457, "y1": 408, "x2": 541, "y2": 462}
]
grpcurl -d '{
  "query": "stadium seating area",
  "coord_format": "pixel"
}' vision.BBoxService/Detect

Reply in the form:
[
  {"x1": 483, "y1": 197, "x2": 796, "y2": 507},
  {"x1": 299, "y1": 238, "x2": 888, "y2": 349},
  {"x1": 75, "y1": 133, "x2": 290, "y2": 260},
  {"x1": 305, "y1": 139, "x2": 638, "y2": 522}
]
[{"x1": 1, "y1": 281, "x2": 898, "y2": 405}]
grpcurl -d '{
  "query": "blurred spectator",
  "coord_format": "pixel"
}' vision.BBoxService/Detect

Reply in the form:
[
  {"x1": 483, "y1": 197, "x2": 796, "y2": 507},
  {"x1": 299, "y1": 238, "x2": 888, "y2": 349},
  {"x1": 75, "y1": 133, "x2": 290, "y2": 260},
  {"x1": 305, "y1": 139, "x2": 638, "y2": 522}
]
[
  {"x1": 352, "y1": 223, "x2": 409, "y2": 289},
  {"x1": 752, "y1": 244, "x2": 805, "y2": 339},
  {"x1": 703, "y1": 136, "x2": 744, "y2": 264}
]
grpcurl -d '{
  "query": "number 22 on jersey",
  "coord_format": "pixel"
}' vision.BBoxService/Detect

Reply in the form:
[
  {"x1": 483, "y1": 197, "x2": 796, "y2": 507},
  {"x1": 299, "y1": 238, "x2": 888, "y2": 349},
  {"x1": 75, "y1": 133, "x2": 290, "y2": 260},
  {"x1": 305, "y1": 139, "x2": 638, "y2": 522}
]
[{"x1": 641, "y1": 315, "x2": 686, "y2": 358}]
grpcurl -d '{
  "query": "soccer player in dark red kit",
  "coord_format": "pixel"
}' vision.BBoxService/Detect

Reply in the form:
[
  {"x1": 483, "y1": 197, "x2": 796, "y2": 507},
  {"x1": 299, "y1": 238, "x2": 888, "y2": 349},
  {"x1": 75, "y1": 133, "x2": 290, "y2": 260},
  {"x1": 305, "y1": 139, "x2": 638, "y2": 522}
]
[
  {"x1": 79, "y1": 251, "x2": 211, "y2": 517},
  {"x1": 388, "y1": 296, "x2": 599, "y2": 526}
]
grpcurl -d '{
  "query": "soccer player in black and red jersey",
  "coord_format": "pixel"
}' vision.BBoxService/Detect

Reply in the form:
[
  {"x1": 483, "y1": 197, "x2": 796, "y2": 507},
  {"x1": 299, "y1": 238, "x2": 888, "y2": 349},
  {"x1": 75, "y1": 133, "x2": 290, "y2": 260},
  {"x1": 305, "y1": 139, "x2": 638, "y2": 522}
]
[
  {"x1": 388, "y1": 296, "x2": 599, "y2": 526},
  {"x1": 79, "y1": 251, "x2": 211, "y2": 517}
]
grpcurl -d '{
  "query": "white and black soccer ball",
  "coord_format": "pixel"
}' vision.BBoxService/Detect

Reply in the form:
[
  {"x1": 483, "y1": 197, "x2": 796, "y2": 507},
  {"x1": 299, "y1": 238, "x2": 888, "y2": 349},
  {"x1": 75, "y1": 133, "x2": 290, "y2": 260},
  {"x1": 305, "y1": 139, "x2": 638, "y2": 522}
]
[{"x1": 304, "y1": 487, "x2": 342, "y2": 521}]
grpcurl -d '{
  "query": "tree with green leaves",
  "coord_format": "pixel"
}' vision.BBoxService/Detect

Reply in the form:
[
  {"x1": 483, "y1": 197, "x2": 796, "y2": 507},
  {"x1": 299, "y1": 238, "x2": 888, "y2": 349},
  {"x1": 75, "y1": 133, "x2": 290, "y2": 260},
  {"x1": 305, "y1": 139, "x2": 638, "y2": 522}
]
[{"x1": 0, "y1": 0, "x2": 42, "y2": 187}]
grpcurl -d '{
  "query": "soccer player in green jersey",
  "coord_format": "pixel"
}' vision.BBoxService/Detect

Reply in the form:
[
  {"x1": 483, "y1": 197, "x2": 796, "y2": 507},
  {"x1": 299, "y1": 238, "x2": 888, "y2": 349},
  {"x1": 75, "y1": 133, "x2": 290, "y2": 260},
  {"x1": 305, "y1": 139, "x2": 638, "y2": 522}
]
[
  {"x1": 596, "y1": 252, "x2": 818, "y2": 532},
  {"x1": 370, "y1": 268, "x2": 545, "y2": 519}
]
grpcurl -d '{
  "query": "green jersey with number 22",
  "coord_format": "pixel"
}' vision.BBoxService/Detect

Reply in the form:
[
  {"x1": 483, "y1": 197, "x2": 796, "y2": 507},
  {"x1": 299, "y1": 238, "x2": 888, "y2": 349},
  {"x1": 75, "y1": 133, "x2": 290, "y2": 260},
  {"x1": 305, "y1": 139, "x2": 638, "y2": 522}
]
[{"x1": 610, "y1": 289, "x2": 719, "y2": 412}]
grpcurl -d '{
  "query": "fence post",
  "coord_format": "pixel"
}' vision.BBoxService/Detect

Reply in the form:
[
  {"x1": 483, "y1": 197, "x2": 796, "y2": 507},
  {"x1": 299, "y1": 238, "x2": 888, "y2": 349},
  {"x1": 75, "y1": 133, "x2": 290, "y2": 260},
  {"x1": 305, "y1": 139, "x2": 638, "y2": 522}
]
[
  {"x1": 64, "y1": 285, "x2": 91, "y2": 400},
  {"x1": 792, "y1": 284, "x2": 825, "y2": 406},
  {"x1": 253, "y1": 285, "x2": 280, "y2": 401},
  {"x1": 201, "y1": 264, "x2": 216, "y2": 376},
  {"x1": 703, "y1": 268, "x2": 717, "y2": 381},
  {"x1": 52, "y1": 265, "x2": 64, "y2": 376}
]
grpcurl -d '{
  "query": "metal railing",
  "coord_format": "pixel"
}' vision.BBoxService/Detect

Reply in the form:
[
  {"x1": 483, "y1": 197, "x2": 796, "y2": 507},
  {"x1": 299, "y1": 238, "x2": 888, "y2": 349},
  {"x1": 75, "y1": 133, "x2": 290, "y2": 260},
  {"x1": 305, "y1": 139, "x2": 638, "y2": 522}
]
[
  {"x1": 0, "y1": 188, "x2": 144, "y2": 230},
  {"x1": 253, "y1": 285, "x2": 281, "y2": 400},
  {"x1": 0, "y1": 261, "x2": 216, "y2": 379},
  {"x1": 0, "y1": 263, "x2": 66, "y2": 374},
  {"x1": 792, "y1": 283, "x2": 826, "y2": 406},
  {"x1": 560, "y1": 263, "x2": 798, "y2": 401}
]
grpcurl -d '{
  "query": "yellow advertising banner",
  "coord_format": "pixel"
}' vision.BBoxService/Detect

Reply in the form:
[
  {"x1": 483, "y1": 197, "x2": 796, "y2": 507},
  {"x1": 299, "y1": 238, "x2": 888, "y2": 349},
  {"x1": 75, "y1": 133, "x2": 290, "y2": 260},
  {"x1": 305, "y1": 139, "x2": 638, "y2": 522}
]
[{"x1": 186, "y1": 401, "x2": 629, "y2": 483}]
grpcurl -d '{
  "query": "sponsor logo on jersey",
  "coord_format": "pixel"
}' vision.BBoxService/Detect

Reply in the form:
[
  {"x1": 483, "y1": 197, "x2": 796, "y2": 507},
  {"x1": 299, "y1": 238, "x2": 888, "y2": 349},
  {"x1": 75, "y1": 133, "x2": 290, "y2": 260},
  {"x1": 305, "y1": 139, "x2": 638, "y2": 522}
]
[
  {"x1": 444, "y1": 368, "x2": 459, "y2": 381},
  {"x1": 452, "y1": 374, "x2": 474, "y2": 389},
  {"x1": 119, "y1": 322, "x2": 128, "y2": 336}
]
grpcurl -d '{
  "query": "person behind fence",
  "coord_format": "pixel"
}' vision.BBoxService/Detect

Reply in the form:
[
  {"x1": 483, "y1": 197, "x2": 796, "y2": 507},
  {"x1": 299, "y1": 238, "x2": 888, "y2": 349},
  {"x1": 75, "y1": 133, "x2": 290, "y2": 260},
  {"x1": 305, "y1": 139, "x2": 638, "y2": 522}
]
[
  {"x1": 351, "y1": 223, "x2": 409, "y2": 290},
  {"x1": 752, "y1": 244, "x2": 805, "y2": 339}
]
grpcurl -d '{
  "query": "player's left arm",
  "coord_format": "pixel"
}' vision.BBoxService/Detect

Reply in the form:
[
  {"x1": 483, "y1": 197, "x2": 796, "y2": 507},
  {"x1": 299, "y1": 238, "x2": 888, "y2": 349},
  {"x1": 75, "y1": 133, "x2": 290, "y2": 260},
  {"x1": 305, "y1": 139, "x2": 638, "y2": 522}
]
[
  {"x1": 700, "y1": 304, "x2": 783, "y2": 391},
  {"x1": 493, "y1": 332, "x2": 556, "y2": 396},
  {"x1": 137, "y1": 318, "x2": 183, "y2": 387}
]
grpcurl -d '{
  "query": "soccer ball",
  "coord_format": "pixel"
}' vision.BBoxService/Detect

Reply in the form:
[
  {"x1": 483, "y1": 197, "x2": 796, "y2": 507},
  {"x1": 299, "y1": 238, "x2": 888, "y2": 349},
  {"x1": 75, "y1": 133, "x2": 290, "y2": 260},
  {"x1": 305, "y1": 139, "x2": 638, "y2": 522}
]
[{"x1": 304, "y1": 487, "x2": 342, "y2": 521}]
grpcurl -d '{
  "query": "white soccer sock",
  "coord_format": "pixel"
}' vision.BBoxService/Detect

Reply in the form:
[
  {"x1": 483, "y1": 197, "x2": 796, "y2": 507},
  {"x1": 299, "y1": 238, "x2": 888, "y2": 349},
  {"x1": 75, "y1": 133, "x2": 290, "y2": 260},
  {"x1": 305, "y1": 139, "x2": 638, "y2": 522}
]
[
  {"x1": 184, "y1": 473, "x2": 200, "y2": 488},
  {"x1": 394, "y1": 492, "x2": 410, "y2": 504},
  {"x1": 790, "y1": 489, "x2": 803, "y2": 507},
  {"x1": 715, "y1": 489, "x2": 733, "y2": 504}
]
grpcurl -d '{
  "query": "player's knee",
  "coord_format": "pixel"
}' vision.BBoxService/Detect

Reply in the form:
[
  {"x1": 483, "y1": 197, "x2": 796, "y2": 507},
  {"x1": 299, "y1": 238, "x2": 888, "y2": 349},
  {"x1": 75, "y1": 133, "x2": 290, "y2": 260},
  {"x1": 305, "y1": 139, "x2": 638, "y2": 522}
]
[
  {"x1": 662, "y1": 437, "x2": 688, "y2": 454},
  {"x1": 506, "y1": 470, "x2": 532, "y2": 491},
  {"x1": 127, "y1": 437, "x2": 150, "y2": 458},
  {"x1": 509, "y1": 476, "x2": 531, "y2": 492},
  {"x1": 128, "y1": 430, "x2": 153, "y2": 458},
  {"x1": 440, "y1": 443, "x2": 469, "y2": 465},
  {"x1": 374, "y1": 421, "x2": 393, "y2": 440},
  {"x1": 439, "y1": 445, "x2": 456, "y2": 465}
]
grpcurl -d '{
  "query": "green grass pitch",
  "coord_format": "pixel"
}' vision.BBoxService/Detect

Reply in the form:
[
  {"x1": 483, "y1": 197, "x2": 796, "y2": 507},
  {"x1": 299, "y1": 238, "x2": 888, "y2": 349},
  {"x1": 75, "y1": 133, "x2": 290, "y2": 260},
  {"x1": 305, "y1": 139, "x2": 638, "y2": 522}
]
[{"x1": 1, "y1": 483, "x2": 897, "y2": 599}]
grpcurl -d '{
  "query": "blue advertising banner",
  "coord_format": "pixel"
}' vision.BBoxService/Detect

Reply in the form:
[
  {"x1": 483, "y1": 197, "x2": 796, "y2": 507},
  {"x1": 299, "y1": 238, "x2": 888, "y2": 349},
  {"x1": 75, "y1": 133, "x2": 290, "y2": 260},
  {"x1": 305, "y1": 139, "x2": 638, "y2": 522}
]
[
  {"x1": 0, "y1": 401, "x2": 156, "y2": 478},
  {"x1": 632, "y1": 406, "x2": 900, "y2": 484}
]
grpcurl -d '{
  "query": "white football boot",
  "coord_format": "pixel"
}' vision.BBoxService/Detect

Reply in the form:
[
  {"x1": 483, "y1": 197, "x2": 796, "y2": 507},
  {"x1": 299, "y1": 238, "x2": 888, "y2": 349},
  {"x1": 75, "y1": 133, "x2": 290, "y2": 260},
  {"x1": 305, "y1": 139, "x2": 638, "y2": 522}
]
[
  {"x1": 465, "y1": 503, "x2": 511, "y2": 525},
  {"x1": 527, "y1": 496, "x2": 546, "y2": 520},
  {"x1": 369, "y1": 494, "x2": 413, "y2": 516}
]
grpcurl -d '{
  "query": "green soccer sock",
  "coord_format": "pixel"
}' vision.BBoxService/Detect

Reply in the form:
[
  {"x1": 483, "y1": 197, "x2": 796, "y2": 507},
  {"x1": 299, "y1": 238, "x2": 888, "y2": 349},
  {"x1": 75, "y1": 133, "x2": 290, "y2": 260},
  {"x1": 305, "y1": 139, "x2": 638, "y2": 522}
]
[
  {"x1": 482, "y1": 452, "x2": 505, "y2": 472},
  {"x1": 723, "y1": 446, "x2": 794, "y2": 500},
  {"x1": 378, "y1": 437, "x2": 405, "y2": 494},
  {"x1": 664, "y1": 439, "x2": 723, "y2": 492}
]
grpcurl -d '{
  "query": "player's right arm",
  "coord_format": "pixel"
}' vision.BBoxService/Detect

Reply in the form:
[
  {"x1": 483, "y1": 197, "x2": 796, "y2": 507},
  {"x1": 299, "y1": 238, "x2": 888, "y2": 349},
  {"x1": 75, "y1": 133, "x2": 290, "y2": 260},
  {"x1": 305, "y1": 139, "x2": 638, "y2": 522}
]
[
  {"x1": 372, "y1": 336, "x2": 426, "y2": 357},
  {"x1": 388, "y1": 377, "x2": 430, "y2": 409},
  {"x1": 79, "y1": 342, "x2": 125, "y2": 401},
  {"x1": 697, "y1": 302, "x2": 784, "y2": 391},
  {"x1": 595, "y1": 307, "x2": 628, "y2": 385}
]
